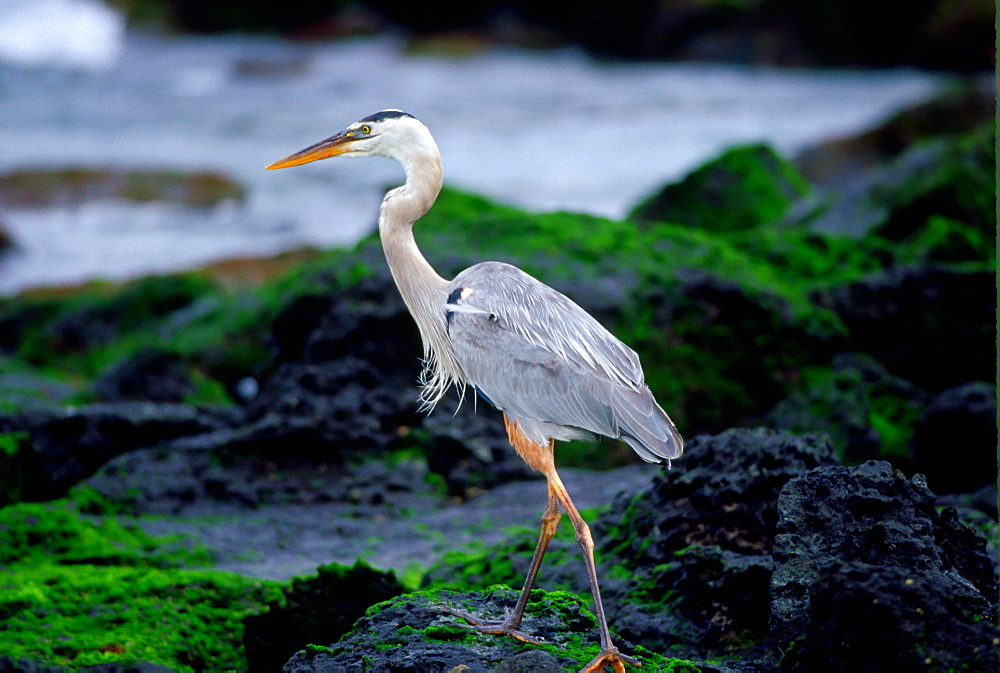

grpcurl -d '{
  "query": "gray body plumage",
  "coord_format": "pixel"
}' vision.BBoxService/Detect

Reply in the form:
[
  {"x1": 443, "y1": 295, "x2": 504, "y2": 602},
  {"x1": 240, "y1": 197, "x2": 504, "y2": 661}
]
[{"x1": 445, "y1": 261, "x2": 682, "y2": 463}]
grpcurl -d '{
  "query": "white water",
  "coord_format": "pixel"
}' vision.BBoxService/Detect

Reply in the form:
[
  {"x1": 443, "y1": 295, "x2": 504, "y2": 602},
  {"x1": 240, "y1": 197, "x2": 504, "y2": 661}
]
[
  {"x1": 0, "y1": 0, "x2": 123, "y2": 69},
  {"x1": 0, "y1": 9, "x2": 940, "y2": 293}
]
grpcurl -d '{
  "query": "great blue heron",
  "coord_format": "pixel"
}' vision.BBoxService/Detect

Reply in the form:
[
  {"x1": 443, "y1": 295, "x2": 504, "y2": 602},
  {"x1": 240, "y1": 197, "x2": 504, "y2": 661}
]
[{"x1": 267, "y1": 110, "x2": 683, "y2": 673}]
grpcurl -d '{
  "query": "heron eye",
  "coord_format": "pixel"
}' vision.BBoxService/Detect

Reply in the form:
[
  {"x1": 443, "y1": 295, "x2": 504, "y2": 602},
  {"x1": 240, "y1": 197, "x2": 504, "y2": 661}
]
[{"x1": 361, "y1": 125, "x2": 372, "y2": 134}]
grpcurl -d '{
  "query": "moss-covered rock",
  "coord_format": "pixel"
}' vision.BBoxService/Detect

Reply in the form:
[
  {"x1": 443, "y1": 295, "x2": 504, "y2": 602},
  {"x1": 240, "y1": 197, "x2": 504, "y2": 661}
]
[
  {"x1": 629, "y1": 144, "x2": 810, "y2": 231},
  {"x1": 794, "y1": 78, "x2": 995, "y2": 188},
  {"x1": 815, "y1": 266, "x2": 994, "y2": 392},
  {"x1": 0, "y1": 564, "x2": 279, "y2": 671},
  {"x1": 765, "y1": 354, "x2": 927, "y2": 464},
  {"x1": 0, "y1": 494, "x2": 279, "y2": 672},
  {"x1": 800, "y1": 123, "x2": 995, "y2": 243},
  {"x1": 0, "y1": 496, "x2": 210, "y2": 568},
  {"x1": 280, "y1": 587, "x2": 697, "y2": 672}
]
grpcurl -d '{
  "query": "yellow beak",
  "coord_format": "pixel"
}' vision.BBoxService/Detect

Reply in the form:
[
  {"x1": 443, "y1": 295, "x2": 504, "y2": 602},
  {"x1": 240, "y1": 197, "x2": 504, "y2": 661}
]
[{"x1": 266, "y1": 130, "x2": 359, "y2": 170}]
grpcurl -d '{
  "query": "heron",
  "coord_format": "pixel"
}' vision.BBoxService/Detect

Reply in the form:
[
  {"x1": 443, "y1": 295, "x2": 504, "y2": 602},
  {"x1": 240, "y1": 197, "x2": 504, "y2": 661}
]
[{"x1": 267, "y1": 110, "x2": 683, "y2": 673}]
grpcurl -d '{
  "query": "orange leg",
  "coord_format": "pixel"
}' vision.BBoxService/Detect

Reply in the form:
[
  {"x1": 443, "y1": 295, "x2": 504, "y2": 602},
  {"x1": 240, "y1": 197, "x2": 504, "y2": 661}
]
[
  {"x1": 445, "y1": 415, "x2": 640, "y2": 672},
  {"x1": 543, "y1": 467, "x2": 640, "y2": 673},
  {"x1": 441, "y1": 481, "x2": 560, "y2": 643}
]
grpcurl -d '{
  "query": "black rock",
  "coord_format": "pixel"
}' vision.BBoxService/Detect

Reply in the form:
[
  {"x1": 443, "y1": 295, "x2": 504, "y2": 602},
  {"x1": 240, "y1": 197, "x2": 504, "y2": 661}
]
[
  {"x1": 245, "y1": 356, "x2": 417, "y2": 458},
  {"x1": 593, "y1": 428, "x2": 836, "y2": 660},
  {"x1": 816, "y1": 266, "x2": 994, "y2": 391},
  {"x1": 244, "y1": 561, "x2": 405, "y2": 673},
  {"x1": 912, "y1": 382, "x2": 997, "y2": 495},
  {"x1": 0, "y1": 402, "x2": 236, "y2": 502},
  {"x1": 280, "y1": 588, "x2": 630, "y2": 673},
  {"x1": 83, "y1": 422, "x2": 434, "y2": 513},
  {"x1": 598, "y1": 428, "x2": 838, "y2": 565},
  {"x1": 268, "y1": 272, "x2": 422, "y2": 388},
  {"x1": 769, "y1": 460, "x2": 998, "y2": 667},
  {"x1": 607, "y1": 546, "x2": 775, "y2": 659},
  {"x1": 780, "y1": 562, "x2": 999, "y2": 672},
  {"x1": 92, "y1": 349, "x2": 195, "y2": 403}
]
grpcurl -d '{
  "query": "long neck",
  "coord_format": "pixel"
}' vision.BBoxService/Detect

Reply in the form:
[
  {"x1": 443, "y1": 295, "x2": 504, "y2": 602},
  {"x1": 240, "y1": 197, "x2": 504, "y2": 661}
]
[{"x1": 378, "y1": 147, "x2": 462, "y2": 408}]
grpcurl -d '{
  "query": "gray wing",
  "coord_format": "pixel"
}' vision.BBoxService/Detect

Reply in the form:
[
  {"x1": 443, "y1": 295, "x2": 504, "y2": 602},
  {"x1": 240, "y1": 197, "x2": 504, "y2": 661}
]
[{"x1": 445, "y1": 262, "x2": 682, "y2": 462}]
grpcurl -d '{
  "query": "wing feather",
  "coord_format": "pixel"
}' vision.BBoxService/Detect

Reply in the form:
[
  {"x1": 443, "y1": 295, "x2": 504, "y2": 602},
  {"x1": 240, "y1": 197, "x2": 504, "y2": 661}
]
[{"x1": 445, "y1": 262, "x2": 682, "y2": 462}]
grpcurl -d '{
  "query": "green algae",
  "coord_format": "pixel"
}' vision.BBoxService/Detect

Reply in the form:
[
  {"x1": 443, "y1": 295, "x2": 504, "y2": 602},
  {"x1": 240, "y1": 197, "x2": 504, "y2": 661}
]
[
  {"x1": 0, "y1": 564, "x2": 281, "y2": 671},
  {"x1": 629, "y1": 143, "x2": 810, "y2": 232},
  {"x1": 0, "y1": 494, "x2": 281, "y2": 671},
  {"x1": 0, "y1": 497, "x2": 212, "y2": 569},
  {"x1": 355, "y1": 586, "x2": 701, "y2": 672},
  {"x1": 766, "y1": 361, "x2": 925, "y2": 463}
]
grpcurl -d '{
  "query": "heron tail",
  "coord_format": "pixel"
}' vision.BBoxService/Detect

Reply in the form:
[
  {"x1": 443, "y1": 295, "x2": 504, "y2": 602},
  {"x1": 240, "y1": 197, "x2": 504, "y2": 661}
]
[{"x1": 613, "y1": 386, "x2": 683, "y2": 464}]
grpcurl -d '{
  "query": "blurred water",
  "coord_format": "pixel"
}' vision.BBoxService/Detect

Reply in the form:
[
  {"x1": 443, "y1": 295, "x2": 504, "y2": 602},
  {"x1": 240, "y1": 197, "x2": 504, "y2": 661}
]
[
  {"x1": 0, "y1": 23, "x2": 940, "y2": 293},
  {"x1": 0, "y1": 0, "x2": 123, "y2": 69}
]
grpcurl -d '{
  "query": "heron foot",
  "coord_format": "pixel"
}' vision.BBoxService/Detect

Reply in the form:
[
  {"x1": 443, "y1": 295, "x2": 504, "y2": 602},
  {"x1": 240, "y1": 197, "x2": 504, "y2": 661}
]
[
  {"x1": 580, "y1": 646, "x2": 641, "y2": 673},
  {"x1": 439, "y1": 606, "x2": 541, "y2": 645}
]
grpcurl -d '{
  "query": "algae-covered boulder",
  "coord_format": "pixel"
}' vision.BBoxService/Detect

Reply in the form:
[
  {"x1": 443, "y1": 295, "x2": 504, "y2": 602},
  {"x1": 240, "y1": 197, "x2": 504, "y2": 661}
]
[
  {"x1": 764, "y1": 353, "x2": 927, "y2": 463},
  {"x1": 1, "y1": 274, "x2": 219, "y2": 365},
  {"x1": 816, "y1": 266, "x2": 994, "y2": 391},
  {"x1": 629, "y1": 144, "x2": 809, "y2": 230},
  {"x1": 279, "y1": 587, "x2": 695, "y2": 673},
  {"x1": 794, "y1": 78, "x2": 995, "y2": 188}
]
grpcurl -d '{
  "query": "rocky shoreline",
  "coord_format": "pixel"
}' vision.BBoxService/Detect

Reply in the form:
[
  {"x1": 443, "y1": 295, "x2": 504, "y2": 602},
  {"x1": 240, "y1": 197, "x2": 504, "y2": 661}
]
[{"x1": 0, "y1": 85, "x2": 995, "y2": 672}]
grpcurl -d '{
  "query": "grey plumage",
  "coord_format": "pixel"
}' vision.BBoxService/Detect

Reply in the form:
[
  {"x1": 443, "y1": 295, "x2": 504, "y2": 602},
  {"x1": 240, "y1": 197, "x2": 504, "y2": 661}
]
[{"x1": 446, "y1": 261, "x2": 682, "y2": 463}]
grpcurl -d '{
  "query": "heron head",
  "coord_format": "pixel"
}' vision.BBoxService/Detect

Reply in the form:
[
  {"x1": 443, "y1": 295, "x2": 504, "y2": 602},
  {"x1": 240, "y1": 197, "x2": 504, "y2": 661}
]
[{"x1": 266, "y1": 110, "x2": 431, "y2": 170}]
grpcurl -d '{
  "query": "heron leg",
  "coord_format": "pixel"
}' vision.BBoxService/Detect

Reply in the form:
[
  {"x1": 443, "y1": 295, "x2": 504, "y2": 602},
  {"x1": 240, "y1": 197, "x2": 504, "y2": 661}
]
[
  {"x1": 543, "y1": 467, "x2": 641, "y2": 673},
  {"x1": 441, "y1": 479, "x2": 561, "y2": 643}
]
